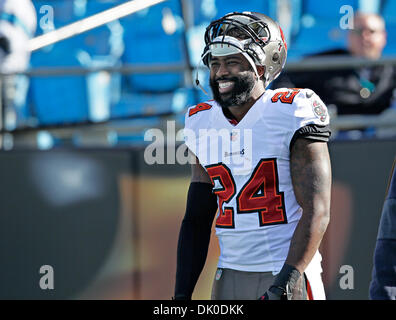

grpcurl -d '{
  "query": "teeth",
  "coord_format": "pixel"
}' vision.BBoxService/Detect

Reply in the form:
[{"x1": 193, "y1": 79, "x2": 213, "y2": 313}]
[{"x1": 218, "y1": 82, "x2": 233, "y2": 89}]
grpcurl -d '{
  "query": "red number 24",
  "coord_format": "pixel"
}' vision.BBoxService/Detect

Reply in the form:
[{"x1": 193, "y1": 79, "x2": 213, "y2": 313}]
[{"x1": 206, "y1": 159, "x2": 287, "y2": 228}]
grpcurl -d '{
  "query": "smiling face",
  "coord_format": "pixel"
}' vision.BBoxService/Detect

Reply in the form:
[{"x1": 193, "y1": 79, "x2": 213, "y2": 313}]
[{"x1": 209, "y1": 53, "x2": 258, "y2": 109}]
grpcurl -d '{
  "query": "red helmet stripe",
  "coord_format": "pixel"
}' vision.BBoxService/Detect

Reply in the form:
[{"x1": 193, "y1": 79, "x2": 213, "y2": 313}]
[{"x1": 279, "y1": 26, "x2": 287, "y2": 51}]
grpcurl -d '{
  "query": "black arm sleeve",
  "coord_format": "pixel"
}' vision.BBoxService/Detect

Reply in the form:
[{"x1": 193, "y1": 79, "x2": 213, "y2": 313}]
[
  {"x1": 174, "y1": 182, "x2": 218, "y2": 300},
  {"x1": 289, "y1": 124, "x2": 331, "y2": 152}
]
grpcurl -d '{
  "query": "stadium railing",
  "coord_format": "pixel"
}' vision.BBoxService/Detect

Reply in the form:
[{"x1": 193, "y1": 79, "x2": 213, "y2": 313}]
[{"x1": 1, "y1": 54, "x2": 396, "y2": 149}]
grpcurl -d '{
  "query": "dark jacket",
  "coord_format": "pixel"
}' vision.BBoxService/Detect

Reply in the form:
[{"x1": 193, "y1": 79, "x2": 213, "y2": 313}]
[
  {"x1": 369, "y1": 159, "x2": 396, "y2": 300},
  {"x1": 273, "y1": 49, "x2": 396, "y2": 115}
]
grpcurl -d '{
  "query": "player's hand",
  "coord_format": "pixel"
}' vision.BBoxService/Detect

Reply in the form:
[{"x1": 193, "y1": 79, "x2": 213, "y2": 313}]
[
  {"x1": 258, "y1": 285, "x2": 289, "y2": 300},
  {"x1": 259, "y1": 264, "x2": 300, "y2": 300}
]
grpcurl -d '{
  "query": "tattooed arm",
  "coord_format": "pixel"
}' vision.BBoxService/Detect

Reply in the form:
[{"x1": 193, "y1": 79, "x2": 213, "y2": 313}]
[{"x1": 285, "y1": 138, "x2": 332, "y2": 273}]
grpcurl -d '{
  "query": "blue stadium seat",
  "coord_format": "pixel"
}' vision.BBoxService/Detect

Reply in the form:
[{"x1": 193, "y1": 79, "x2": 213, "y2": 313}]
[
  {"x1": 111, "y1": 86, "x2": 201, "y2": 119},
  {"x1": 32, "y1": 0, "x2": 121, "y2": 31},
  {"x1": 72, "y1": 25, "x2": 115, "y2": 58},
  {"x1": 382, "y1": 22, "x2": 396, "y2": 56},
  {"x1": 215, "y1": 0, "x2": 271, "y2": 18},
  {"x1": 289, "y1": 18, "x2": 348, "y2": 58},
  {"x1": 81, "y1": 0, "x2": 125, "y2": 57},
  {"x1": 33, "y1": 0, "x2": 77, "y2": 32},
  {"x1": 286, "y1": 0, "x2": 358, "y2": 58},
  {"x1": 30, "y1": 0, "x2": 125, "y2": 125},
  {"x1": 112, "y1": 117, "x2": 164, "y2": 145},
  {"x1": 115, "y1": 132, "x2": 150, "y2": 145},
  {"x1": 301, "y1": 0, "x2": 358, "y2": 19},
  {"x1": 29, "y1": 43, "x2": 90, "y2": 125},
  {"x1": 33, "y1": 0, "x2": 124, "y2": 57},
  {"x1": 111, "y1": 92, "x2": 174, "y2": 119},
  {"x1": 190, "y1": 0, "x2": 271, "y2": 25},
  {"x1": 382, "y1": 0, "x2": 396, "y2": 24},
  {"x1": 72, "y1": 22, "x2": 124, "y2": 123},
  {"x1": 190, "y1": 0, "x2": 217, "y2": 25},
  {"x1": 381, "y1": 0, "x2": 396, "y2": 55},
  {"x1": 120, "y1": 0, "x2": 186, "y2": 92},
  {"x1": 84, "y1": 0, "x2": 121, "y2": 15}
]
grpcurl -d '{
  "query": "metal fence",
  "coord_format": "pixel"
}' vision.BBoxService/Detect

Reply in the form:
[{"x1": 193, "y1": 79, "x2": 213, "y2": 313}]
[{"x1": 1, "y1": 54, "x2": 396, "y2": 149}]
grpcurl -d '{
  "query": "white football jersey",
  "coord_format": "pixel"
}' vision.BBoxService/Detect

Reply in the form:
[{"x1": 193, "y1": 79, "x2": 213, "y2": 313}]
[{"x1": 184, "y1": 88, "x2": 330, "y2": 299}]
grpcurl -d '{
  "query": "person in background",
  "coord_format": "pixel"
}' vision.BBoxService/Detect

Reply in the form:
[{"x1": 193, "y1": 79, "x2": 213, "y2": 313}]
[
  {"x1": 273, "y1": 12, "x2": 396, "y2": 116},
  {"x1": 369, "y1": 158, "x2": 396, "y2": 300}
]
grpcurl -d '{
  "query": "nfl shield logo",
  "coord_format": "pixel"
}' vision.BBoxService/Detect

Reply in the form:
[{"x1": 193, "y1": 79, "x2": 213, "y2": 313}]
[
  {"x1": 215, "y1": 269, "x2": 223, "y2": 281},
  {"x1": 230, "y1": 131, "x2": 238, "y2": 141}
]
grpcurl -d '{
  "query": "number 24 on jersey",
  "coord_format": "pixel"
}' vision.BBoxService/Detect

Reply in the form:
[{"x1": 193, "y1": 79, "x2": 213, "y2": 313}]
[{"x1": 206, "y1": 158, "x2": 287, "y2": 229}]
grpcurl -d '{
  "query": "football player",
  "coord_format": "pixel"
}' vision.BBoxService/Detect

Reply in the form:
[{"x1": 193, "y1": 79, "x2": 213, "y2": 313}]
[{"x1": 174, "y1": 12, "x2": 332, "y2": 300}]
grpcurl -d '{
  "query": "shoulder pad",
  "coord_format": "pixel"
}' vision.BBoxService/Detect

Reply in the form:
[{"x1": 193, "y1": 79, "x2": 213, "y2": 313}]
[{"x1": 269, "y1": 88, "x2": 329, "y2": 125}]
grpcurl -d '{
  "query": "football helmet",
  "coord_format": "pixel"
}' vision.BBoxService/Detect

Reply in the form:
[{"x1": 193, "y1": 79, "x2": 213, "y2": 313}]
[{"x1": 201, "y1": 11, "x2": 287, "y2": 88}]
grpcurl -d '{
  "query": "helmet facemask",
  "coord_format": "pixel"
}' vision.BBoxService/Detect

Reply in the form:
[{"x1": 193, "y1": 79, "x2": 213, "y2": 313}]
[
  {"x1": 197, "y1": 12, "x2": 287, "y2": 91},
  {"x1": 203, "y1": 12, "x2": 270, "y2": 68}
]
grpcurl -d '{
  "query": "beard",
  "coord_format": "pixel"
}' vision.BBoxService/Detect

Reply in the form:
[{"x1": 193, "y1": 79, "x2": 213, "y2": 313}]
[{"x1": 210, "y1": 71, "x2": 256, "y2": 109}]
